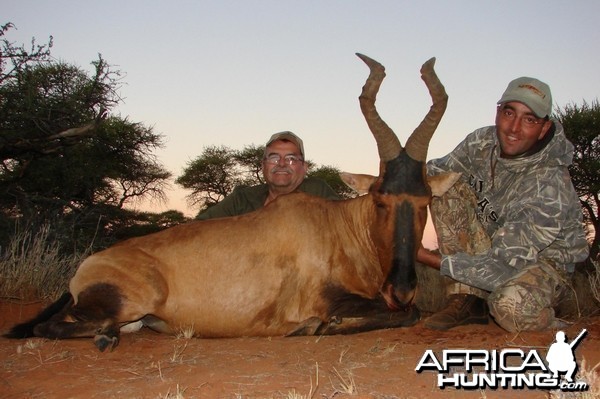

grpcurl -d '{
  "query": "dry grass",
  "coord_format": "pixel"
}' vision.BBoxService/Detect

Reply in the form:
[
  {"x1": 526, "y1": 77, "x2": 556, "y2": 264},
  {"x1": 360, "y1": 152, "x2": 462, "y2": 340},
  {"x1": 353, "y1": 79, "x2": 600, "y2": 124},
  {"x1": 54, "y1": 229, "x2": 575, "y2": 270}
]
[
  {"x1": 548, "y1": 357, "x2": 600, "y2": 399},
  {"x1": 0, "y1": 224, "x2": 88, "y2": 301},
  {"x1": 287, "y1": 362, "x2": 320, "y2": 399},
  {"x1": 157, "y1": 385, "x2": 187, "y2": 399},
  {"x1": 13, "y1": 338, "x2": 75, "y2": 369},
  {"x1": 556, "y1": 260, "x2": 600, "y2": 320},
  {"x1": 587, "y1": 259, "x2": 600, "y2": 305},
  {"x1": 175, "y1": 325, "x2": 196, "y2": 339},
  {"x1": 169, "y1": 342, "x2": 189, "y2": 363},
  {"x1": 330, "y1": 366, "x2": 358, "y2": 395}
]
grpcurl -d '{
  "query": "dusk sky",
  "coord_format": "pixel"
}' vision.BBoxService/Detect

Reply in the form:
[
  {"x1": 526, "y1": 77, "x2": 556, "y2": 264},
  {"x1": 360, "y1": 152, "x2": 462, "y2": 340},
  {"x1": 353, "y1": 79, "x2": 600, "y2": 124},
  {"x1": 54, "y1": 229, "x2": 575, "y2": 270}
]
[{"x1": 5, "y1": 1, "x2": 600, "y2": 246}]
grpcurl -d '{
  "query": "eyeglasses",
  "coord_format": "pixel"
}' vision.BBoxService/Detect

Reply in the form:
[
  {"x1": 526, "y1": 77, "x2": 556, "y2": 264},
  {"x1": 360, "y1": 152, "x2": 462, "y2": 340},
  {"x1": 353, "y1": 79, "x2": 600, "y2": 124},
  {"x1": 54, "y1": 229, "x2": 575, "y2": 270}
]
[
  {"x1": 264, "y1": 154, "x2": 304, "y2": 166},
  {"x1": 498, "y1": 106, "x2": 546, "y2": 127}
]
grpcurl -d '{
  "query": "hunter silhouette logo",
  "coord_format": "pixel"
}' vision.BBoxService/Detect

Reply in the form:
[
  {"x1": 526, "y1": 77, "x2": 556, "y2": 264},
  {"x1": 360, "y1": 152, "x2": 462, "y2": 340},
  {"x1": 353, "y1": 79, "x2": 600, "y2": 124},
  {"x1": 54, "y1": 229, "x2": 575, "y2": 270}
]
[
  {"x1": 415, "y1": 328, "x2": 589, "y2": 391},
  {"x1": 546, "y1": 329, "x2": 587, "y2": 383}
]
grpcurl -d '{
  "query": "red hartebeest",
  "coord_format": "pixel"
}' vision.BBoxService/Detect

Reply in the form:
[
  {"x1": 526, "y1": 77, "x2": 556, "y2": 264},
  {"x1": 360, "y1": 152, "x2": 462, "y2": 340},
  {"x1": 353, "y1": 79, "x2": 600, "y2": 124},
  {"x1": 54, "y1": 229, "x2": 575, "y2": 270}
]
[{"x1": 5, "y1": 54, "x2": 456, "y2": 351}]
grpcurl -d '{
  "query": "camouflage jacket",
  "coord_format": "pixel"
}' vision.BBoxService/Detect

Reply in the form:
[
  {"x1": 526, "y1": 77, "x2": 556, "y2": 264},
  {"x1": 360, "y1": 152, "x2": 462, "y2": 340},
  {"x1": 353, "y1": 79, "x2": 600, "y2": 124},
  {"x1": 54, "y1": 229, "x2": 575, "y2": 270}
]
[{"x1": 428, "y1": 121, "x2": 589, "y2": 288}]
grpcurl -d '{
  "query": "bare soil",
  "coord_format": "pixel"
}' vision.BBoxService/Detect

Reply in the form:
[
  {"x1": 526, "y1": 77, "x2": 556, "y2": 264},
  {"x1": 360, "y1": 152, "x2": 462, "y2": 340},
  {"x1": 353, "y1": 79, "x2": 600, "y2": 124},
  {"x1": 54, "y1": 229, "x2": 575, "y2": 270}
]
[{"x1": 1, "y1": 301, "x2": 599, "y2": 399}]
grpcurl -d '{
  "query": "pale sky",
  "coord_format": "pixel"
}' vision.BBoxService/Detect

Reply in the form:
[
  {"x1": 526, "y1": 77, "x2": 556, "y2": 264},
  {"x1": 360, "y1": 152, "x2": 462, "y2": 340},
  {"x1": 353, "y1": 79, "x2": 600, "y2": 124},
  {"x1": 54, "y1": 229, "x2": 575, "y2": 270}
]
[{"x1": 4, "y1": 1, "x2": 600, "y2": 246}]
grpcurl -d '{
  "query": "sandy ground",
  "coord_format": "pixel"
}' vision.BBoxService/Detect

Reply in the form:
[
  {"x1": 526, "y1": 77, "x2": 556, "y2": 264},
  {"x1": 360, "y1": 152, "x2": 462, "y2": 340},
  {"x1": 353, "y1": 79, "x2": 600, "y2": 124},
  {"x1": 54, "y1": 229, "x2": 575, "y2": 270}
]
[{"x1": 1, "y1": 301, "x2": 599, "y2": 399}]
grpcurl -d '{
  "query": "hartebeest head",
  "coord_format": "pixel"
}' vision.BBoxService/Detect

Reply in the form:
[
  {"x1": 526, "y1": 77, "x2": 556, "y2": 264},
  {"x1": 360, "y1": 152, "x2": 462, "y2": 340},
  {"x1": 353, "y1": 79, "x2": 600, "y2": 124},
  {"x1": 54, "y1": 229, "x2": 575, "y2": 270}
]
[{"x1": 354, "y1": 53, "x2": 448, "y2": 310}]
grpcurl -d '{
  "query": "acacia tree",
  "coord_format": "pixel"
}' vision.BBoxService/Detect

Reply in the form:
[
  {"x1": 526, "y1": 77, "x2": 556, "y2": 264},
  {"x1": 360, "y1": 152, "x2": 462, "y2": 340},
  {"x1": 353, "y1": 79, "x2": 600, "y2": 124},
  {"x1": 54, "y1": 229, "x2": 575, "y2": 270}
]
[
  {"x1": 176, "y1": 145, "x2": 244, "y2": 209},
  {"x1": 556, "y1": 100, "x2": 600, "y2": 260},
  {"x1": 233, "y1": 145, "x2": 265, "y2": 185},
  {"x1": 0, "y1": 23, "x2": 171, "y2": 249},
  {"x1": 177, "y1": 144, "x2": 355, "y2": 215}
]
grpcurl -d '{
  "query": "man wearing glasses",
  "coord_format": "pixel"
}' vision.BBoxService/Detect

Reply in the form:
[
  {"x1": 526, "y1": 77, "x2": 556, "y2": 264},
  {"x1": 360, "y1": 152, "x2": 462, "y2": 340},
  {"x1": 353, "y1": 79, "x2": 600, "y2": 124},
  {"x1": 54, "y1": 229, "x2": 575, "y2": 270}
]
[
  {"x1": 418, "y1": 77, "x2": 589, "y2": 332},
  {"x1": 197, "y1": 131, "x2": 339, "y2": 220}
]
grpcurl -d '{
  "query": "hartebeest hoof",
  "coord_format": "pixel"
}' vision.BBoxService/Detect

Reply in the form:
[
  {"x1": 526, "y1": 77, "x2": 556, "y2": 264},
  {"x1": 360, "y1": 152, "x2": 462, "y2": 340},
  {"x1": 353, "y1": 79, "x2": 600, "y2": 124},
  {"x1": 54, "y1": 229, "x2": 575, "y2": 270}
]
[
  {"x1": 286, "y1": 317, "x2": 325, "y2": 336},
  {"x1": 94, "y1": 334, "x2": 119, "y2": 352}
]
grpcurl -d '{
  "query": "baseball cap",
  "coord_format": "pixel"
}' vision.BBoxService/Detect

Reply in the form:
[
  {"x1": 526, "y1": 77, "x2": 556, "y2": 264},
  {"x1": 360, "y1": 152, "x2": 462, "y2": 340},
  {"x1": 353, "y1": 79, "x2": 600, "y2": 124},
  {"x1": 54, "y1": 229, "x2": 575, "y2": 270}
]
[
  {"x1": 497, "y1": 77, "x2": 552, "y2": 118},
  {"x1": 265, "y1": 131, "x2": 305, "y2": 157}
]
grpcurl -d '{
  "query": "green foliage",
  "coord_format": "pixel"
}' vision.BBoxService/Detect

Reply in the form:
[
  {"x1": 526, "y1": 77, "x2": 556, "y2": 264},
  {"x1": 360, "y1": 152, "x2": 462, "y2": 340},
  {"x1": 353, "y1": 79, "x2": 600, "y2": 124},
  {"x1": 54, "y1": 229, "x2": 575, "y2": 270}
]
[
  {"x1": 176, "y1": 145, "x2": 243, "y2": 209},
  {"x1": 308, "y1": 165, "x2": 355, "y2": 199},
  {"x1": 555, "y1": 99, "x2": 600, "y2": 260},
  {"x1": 0, "y1": 23, "x2": 173, "y2": 250},
  {"x1": 234, "y1": 145, "x2": 265, "y2": 185}
]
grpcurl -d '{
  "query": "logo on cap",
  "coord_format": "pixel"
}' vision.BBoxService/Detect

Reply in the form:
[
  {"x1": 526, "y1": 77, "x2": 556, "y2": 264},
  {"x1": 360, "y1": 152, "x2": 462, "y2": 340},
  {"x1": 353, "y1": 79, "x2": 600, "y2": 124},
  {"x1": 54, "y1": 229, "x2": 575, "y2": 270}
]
[{"x1": 518, "y1": 84, "x2": 547, "y2": 99}]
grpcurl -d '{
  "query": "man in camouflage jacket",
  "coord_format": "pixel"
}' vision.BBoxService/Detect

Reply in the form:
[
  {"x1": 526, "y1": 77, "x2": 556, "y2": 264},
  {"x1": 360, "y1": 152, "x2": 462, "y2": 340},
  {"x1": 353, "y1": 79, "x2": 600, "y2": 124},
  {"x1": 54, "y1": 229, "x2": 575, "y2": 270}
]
[{"x1": 418, "y1": 77, "x2": 589, "y2": 332}]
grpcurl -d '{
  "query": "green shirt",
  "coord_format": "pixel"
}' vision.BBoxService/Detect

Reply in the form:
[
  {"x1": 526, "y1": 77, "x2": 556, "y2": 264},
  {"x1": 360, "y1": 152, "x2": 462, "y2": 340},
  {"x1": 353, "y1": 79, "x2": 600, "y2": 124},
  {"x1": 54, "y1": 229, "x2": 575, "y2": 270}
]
[{"x1": 196, "y1": 177, "x2": 340, "y2": 220}]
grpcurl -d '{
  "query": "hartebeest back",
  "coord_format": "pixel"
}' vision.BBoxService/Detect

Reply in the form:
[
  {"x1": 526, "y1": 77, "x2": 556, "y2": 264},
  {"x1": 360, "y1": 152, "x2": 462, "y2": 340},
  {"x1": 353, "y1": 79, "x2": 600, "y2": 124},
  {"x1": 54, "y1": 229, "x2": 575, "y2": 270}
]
[{"x1": 5, "y1": 54, "x2": 456, "y2": 351}]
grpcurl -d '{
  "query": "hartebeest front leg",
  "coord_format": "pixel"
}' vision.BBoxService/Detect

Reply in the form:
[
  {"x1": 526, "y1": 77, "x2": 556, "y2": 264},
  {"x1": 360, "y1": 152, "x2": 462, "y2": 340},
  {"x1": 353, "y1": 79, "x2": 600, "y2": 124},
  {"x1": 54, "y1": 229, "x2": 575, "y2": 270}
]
[
  {"x1": 315, "y1": 308, "x2": 420, "y2": 335},
  {"x1": 288, "y1": 306, "x2": 420, "y2": 337},
  {"x1": 287, "y1": 287, "x2": 421, "y2": 337}
]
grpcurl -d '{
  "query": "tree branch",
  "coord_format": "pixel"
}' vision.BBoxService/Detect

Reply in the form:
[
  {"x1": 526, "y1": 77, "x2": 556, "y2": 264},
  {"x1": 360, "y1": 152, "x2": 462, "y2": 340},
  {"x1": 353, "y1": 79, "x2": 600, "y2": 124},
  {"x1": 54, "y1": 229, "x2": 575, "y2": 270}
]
[{"x1": 47, "y1": 123, "x2": 95, "y2": 140}]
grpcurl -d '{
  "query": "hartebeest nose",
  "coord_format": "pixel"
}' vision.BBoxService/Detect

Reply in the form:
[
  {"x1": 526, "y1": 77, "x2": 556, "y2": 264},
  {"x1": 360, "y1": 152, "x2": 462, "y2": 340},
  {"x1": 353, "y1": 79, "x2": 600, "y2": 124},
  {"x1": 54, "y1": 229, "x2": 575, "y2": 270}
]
[
  {"x1": 382, "y1": 281, "x2": 417, "y2": 311},
  {"x1": 394, "y1": 285, "x2": 417, "y2": 307}
]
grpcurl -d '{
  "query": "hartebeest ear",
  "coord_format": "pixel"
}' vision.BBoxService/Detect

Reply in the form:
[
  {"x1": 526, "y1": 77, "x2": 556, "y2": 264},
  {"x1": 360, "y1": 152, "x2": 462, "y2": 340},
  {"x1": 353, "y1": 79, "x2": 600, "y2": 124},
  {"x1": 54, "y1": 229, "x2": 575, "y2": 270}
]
[
  {"x1": 341, "y1": 171, "x2": 461, "y2": 197},
  {"x1": 429, "y1": 172, "x2": 461, "y2": 197},
  {"x1": 340, "y1": 172, "x2": 377, "y2": 195}
]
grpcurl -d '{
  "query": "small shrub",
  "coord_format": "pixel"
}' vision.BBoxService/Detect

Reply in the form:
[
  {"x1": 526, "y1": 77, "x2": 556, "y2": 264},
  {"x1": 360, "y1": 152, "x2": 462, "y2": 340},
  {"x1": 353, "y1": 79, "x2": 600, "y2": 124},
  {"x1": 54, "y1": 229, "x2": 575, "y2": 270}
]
[{"x1": 0, "y1": 224, "x2": 88, "y2": 301}]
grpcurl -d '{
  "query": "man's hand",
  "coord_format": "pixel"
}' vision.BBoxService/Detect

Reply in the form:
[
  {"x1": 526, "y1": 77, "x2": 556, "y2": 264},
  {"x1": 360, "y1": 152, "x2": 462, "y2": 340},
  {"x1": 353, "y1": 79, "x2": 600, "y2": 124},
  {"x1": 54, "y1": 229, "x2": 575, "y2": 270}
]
[{"x1": 417, "y1": 245, "x2": 442, "y2": 270}]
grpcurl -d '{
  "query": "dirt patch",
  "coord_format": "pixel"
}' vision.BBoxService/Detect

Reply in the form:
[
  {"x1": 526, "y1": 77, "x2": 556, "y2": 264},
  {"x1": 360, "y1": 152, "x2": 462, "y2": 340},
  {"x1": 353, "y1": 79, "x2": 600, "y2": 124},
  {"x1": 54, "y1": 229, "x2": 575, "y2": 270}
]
[{"x1": 1, "y1": 301, "x2": 599, "y2": 398}]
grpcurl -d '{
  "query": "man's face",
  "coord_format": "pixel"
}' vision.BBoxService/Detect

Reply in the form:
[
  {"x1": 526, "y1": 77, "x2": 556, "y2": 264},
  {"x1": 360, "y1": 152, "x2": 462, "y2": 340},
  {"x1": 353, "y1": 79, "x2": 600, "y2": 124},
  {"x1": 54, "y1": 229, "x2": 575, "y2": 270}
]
[
  {"x1": 262, "y1": 140, "x2": 307, "y2": 193},
  {"x1": 495, "y1": 101, "x2": 552, "y2": 157}
]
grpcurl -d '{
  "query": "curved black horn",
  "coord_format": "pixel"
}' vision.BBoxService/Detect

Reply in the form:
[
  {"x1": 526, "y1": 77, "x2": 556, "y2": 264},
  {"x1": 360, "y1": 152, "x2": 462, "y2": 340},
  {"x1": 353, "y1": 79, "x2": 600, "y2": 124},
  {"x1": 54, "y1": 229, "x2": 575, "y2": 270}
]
[
  {"x1": 356, "y1": 53, "x2": 402, "y2": 162},
  {"x1": 404, "y1": 57, "x2": 448, "y2": 162}
]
